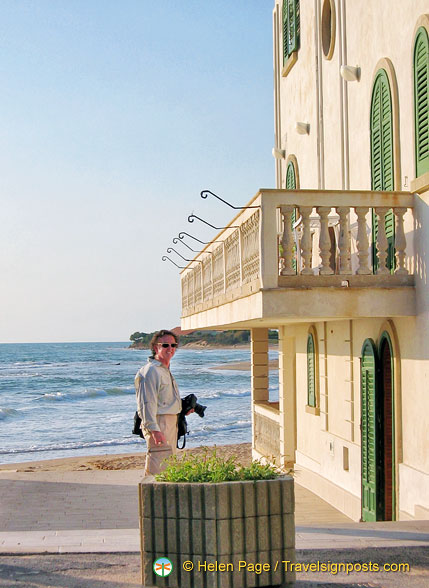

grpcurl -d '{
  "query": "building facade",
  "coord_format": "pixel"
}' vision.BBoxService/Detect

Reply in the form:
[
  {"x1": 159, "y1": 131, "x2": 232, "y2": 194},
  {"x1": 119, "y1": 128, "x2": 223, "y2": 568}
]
[{"x1": 179, "y1": 1, "x2": 429, "y2": 522}]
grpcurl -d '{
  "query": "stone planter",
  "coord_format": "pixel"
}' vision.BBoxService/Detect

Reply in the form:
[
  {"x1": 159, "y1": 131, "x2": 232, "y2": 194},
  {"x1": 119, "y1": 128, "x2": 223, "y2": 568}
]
[{"x1": 139, "y1": 475, "x2": 295, "y2": 587}]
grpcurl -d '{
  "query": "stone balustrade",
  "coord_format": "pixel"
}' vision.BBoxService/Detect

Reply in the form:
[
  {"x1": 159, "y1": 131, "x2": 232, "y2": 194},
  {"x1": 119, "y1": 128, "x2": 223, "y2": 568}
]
[
  {"x1": 280, "y1": 204, "x2": 409, "y2": 278},
  {"x1": 181, "y1": 189, "x2": 415, "y2": 317},
  {"x1": 181, "y1": 207, "x2": 261, "y2": 316}
]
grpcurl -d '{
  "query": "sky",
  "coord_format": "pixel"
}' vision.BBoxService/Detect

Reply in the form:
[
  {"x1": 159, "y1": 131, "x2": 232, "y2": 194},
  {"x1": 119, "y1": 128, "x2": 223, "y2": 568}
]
[{"x1": 0, "y1": 0, "x2": 275, "y2": 343}]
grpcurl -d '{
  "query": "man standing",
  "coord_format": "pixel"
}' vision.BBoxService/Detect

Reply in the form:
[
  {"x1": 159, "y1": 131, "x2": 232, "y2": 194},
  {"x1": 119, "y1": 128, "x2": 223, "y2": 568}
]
[{"x1": 135, "y1": 329, "x2": 181, "y2": 475}]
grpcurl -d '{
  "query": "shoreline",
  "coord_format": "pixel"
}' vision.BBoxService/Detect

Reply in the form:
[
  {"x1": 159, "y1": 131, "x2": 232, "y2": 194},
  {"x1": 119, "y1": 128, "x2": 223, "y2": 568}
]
[
  {"x1": 129, "y1": 343, "x2": 253, "y2": 350},
  {"x1": 130, "y1": 343, "x2": 279, "y2": 350},
  {"x1": 0, "y1": 442, "x2": 252, "y2": 472}
]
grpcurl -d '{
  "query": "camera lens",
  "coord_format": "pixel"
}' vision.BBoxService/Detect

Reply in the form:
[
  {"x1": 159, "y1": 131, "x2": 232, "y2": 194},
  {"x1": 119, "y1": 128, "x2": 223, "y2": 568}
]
[{"x1": 194, "y1": 402, "x2": 206, "y2": 418}]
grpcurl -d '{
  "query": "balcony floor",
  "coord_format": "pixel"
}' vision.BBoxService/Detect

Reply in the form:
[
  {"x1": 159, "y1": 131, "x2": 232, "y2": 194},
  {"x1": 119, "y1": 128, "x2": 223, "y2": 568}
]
[{"x1": 181, "y1": 283, "x2": 416, "y2": 331}]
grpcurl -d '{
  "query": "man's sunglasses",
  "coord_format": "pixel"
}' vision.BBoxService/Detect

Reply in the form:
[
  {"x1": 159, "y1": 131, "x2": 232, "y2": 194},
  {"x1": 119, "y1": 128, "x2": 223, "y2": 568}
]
[{"x1": 157, "y1": 343, "x2": 178, "y2": 348}]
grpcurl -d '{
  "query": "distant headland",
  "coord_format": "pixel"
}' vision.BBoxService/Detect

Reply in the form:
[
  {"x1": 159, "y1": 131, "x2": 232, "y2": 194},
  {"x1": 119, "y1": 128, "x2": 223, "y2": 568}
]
[{"x1": 129, "y1": 328, "x2": 278, "y2": 349}]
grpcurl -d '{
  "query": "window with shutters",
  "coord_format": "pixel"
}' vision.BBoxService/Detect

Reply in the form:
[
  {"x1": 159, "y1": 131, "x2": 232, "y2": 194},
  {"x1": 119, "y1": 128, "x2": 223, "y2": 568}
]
[
  {"x1": 282, "y1": 0, "x2": 300, "y2": 76},
  {"x1": 306, "y1": 329, "x2": 319, "y2": 413},
  {"x1": 414, "y1": 27, "x2": 429, "y2": 177},
  {"x1": 286, "y1": 160, "x2": 296, "y2": 190},
  {"x1": 370, "y1": 69, "x2": 395, "y2": 273}
]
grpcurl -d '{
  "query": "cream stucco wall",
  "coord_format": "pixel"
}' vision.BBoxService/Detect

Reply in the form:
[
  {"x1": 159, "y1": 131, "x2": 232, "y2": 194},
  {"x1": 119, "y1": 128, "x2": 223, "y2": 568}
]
[
  {"x1": 269, "y1": 0, "x2": 429, "y2": 520},
  {"x1": 277, "y1": 0, "x2": 319, "y2": 189},
  {"x1": 274, "y1": 0, "x2": 429, "y2": 191},
  {"x1": 184, "y1": 2, "x2": 429, "y2": 522},
  {"x1": 290, "y1": 313, "x2": 429, "y2": 519},
  {"x1": 344, "y1": 3, "x2": 429, "y2": 190}
]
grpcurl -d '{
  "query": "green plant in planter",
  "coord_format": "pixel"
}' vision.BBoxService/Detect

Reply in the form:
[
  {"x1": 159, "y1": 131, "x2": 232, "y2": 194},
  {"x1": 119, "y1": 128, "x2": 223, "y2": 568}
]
[
  {"x1": 155, "y1": 447, "x2": 279, "y2": 483},
  {"x1": 140, "y1": 447, "x2": 295, "y2": 587}
]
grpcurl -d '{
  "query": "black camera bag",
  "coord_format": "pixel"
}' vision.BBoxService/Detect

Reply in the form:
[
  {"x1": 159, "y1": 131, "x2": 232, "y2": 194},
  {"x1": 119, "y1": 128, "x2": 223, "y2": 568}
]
[
  {"x1": 132, "y1": 411, "x2": 144, "y2": 438},
  {"x1": 132, "y1": 410, "x2": 189, "y2": 448}
]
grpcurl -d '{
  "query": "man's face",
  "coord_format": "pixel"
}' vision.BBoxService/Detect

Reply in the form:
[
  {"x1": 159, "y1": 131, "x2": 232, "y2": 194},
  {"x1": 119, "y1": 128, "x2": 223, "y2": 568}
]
[{"x1": 154, "y1": 334, "x2": 177, "y2": 366}]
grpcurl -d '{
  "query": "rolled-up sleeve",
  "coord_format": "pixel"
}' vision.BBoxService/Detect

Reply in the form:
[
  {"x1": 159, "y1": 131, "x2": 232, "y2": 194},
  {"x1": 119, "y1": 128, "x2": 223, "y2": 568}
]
[{"x1": 135, "y1": 368, "x2": 161, "y2": 432}]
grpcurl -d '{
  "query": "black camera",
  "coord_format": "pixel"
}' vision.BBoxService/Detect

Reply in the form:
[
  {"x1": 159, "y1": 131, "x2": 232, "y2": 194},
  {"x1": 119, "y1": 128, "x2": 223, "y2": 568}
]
[
  {"x1": 177, "y1": 393, "x2": 206, "y2": 449},
  {"x1": 181, "y1": 393, "x2": 206, "y2": 418}
]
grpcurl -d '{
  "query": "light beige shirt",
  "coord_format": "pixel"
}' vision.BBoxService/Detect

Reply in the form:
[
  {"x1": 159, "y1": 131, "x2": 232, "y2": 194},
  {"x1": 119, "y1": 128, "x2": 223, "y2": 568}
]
[{"x1": 134, "y1": 357, "x2": 181, "y2": 432}]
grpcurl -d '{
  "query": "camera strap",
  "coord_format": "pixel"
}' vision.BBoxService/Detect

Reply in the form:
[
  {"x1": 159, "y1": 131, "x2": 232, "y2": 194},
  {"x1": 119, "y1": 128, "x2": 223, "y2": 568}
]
[{"x1": 177, "y1": 412, "x2": 188, "y2": 449}]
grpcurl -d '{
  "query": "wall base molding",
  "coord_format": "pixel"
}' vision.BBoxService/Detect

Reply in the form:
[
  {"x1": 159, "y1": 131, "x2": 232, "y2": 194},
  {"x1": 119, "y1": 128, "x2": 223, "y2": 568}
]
[{"x1": 293, "y1": 462, "x2": 361, "y2": 521}]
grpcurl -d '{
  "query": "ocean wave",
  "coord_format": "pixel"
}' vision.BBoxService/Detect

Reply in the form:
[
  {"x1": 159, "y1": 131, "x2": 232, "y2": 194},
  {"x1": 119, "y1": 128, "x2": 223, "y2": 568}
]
[
  {"x1": 0, "y1": 408, "x2": 19, "y2": 421},
  {"x1": 190, "y1": 364, "x2": 250, "y2": 375},
  {"x1": 0, "y1": 371, "x2": 46, "y2": 379},
  {"x1": 199, "y1": 420, "x2": 251, "y2": 433},
  {"x1": 34, "y1": 387, "x2": 133, "y2": 402},
  {"x1": 196, "y1": 388, "x2": 251, "y2": 400},
  {"x1": 13, "y1": 361, "x2": 58, "y2": 366},
  {"x1": 189, "y1": 421, "x2": 252, "y2": 443},
  {"x1": 0, "y1": 436, "x2": 140, "y2": 456}
]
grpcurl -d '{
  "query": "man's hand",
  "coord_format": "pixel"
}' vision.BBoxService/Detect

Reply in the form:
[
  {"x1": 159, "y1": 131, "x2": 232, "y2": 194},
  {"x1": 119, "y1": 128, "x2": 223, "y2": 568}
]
[
  {"x1": 185, "y1": 408, "x2": 195, "y2": 416},
  {"x1": 151, "y1": 430, "x2": 167, "y2": 445}
]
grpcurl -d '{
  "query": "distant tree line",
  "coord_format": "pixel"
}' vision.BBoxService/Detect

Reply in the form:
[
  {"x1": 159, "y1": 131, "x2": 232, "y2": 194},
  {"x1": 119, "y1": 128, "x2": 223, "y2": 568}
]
[{"x1": 129, "y1": 330, "x2": 278, "y2": 348}]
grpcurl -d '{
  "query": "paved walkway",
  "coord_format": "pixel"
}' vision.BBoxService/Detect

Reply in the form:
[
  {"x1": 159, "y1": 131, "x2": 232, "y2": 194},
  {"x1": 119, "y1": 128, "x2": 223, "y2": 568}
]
[{"x1": 1, "y1": 469, "x2": 428, "y2": 554}]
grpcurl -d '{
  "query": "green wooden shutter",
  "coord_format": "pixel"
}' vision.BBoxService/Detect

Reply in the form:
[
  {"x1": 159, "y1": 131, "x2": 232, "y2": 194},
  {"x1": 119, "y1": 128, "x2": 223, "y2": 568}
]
[
  {"x1": 286, "y1": 161, "x2": 297, "y2": 272},
  {"x1": 283, "y1": 0, "x2": 300, "y2": 63},
  {"x1": 288, "y1": 0, "x2": 300, "y2": 55},
  {"x1": 307, "y1": 334, "x2": 316, "y2": 407},
  {"x1": 361, "y1": 339, "x2": 378, "y2": 522},
  {"x1": 370, "y1": 69, "x2": 395, "y2": 273},
  {"x1": 282, "y1": 0, "x2": 288, "y2": 63},
  {"x1": 286, "y1": 161, "x2": 296, "y2": 190},
  {"x1": 414, "y1": 27, "x2": 429, "y2": 177},
  {"x1": 371, "y1": 77, "x2": 383, "y2": 192}
]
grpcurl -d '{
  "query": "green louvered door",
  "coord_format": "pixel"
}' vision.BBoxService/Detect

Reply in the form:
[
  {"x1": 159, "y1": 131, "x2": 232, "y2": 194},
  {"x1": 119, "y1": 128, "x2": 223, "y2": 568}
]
[
  {"x1": 414, "y1": 27, "x2": 429, "y2": 177},
  {"x1": 286, "y1": 161, "x2": 297, "y2": 272},
  {"x1": 361, "y1": 339, "x2": 378, "y2": 522},
  {"x1": 370, "y1": 69, "x2": 395, "y2": 273}
]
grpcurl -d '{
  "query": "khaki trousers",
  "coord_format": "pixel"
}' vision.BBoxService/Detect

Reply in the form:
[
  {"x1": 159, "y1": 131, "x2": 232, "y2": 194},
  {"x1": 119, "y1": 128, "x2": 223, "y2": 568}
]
[{"x1": 144, "y1": 414, "x2": 178, "y2": 476}]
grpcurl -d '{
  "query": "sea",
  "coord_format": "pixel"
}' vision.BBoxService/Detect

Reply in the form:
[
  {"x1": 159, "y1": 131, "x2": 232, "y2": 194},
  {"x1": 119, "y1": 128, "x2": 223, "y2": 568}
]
[{"x1": 0, "y1": 342, "x2": 279, "y2": 465}]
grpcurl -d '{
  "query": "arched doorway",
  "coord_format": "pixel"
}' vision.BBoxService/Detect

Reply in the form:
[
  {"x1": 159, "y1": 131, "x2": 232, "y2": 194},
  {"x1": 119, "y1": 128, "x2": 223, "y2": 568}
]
[{"x1": 379, "y1": 333, "x2": 395, "y2": 521}]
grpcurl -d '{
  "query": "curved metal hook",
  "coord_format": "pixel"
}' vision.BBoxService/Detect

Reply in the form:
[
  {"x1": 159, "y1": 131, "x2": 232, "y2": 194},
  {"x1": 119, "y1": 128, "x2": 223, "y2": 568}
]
[
  {"x1": 162, "y1": 256, "x2": 185, "y2": 269},
  {"x1": 166, "y1": 247, "x2": 192, "y2": 262},
  {"x1": 173, "y1": 237, "x2": 205, "y2": 254},
  {"x1": 188, "y1": 214, "x2": 239, "y2": 230},
  {"x1": 200, "y1": 189, "x2": 259, "y2": 210},
  {"x1": 178, "y1": 232, "x2": 211, "y2": 245},
  {"x1": 167, "y1": 247, "x2": 203, "y2": 264}
]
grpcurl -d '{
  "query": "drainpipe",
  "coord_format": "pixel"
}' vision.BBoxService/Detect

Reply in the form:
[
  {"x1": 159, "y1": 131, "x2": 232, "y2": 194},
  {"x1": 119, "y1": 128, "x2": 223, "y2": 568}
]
[
  {"x1": 273, "y1": 4, "x2": 282, "y2": 189},
  {"x1": 314, "y1": 0, "x2": 325, "y2": 189},
  {"x1": 341, "y1": 0, "x2": 350, "y2": 189}
]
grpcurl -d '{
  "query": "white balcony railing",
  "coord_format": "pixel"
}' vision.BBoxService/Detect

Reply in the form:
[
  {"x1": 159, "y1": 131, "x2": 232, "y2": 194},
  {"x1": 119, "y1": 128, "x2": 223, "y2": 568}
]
[{"x1": 181, "y1": 190, "x2": 415, "y2": 317}]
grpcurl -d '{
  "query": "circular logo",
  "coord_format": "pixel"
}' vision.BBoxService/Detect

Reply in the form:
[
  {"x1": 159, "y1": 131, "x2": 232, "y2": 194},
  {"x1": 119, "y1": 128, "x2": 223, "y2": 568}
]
[{"x1": 153, "y1": 557, "x2": 173, "y2": 577}]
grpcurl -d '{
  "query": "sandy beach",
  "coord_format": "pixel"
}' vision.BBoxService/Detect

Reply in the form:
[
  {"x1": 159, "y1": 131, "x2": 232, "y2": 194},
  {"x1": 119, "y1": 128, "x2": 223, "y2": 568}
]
[{"x1": 0, "y1": 442, "x2": 252, "y2": 472}]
